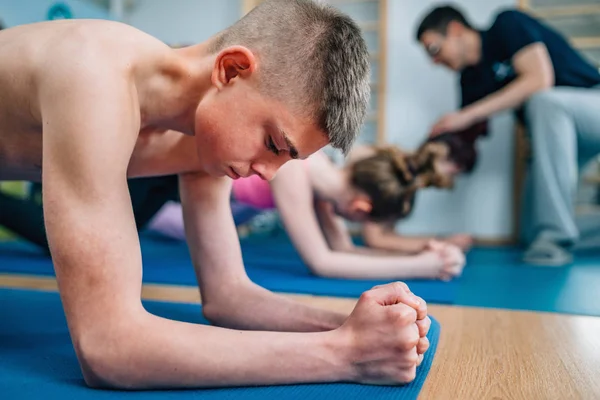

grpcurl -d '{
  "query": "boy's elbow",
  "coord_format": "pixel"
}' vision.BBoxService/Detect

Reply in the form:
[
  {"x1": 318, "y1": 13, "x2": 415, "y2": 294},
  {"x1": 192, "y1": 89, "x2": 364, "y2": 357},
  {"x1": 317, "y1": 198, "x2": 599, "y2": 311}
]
[
  {"x1": 201, "y1": 299, "x2": 231, "y2": 326},
  {"x1": 80, "y1": 354, "x2": 130, "y2": 389},
  {"x1": 76, "y1": 334, "x2": 134, "y2": 389},
  {"x1": 201, "y1": 280, "x2": 254, "y2": 326},
  {"x1": 74, "y1": 319, "x2": 147, "y2": 389}
]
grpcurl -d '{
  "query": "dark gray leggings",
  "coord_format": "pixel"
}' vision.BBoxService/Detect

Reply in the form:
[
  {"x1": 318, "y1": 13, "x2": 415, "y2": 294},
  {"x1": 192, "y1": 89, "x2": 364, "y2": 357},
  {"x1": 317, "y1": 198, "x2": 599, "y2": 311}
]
[{"x1": 0, "y1": 176, "x2": 180, "y2": 253}]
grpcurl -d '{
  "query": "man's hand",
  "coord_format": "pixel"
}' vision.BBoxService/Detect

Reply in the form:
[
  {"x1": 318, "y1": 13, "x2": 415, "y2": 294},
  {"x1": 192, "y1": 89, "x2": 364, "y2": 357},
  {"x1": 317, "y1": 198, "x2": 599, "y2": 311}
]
[
  {"x1": 429, "y1": 110, "x2": 475, "y2": 137},
  {"x1": 336, "y1": 283, "x2": 430, "y2": 385}
]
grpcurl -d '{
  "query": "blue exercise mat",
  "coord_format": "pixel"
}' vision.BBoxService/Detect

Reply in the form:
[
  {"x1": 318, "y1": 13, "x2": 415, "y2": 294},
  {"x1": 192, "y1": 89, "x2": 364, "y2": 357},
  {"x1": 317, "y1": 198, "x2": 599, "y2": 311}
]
[
  {"x1": 0, "y1": 232, "x2": 460, "y2": 303},
  {"x1": 0, "y1": 287, "x2": 441, "y2": 400},
  {"x1": 458, "y1": 246, "x2": 600, "y2": 316}
]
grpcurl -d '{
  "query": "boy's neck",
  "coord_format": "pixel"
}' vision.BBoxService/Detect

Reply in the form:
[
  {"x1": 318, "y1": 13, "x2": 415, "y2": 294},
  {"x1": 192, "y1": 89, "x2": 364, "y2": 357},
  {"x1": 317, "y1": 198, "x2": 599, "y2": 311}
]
[{"x1": 139, "y1": 43, "x2": 214, "y2": 135}]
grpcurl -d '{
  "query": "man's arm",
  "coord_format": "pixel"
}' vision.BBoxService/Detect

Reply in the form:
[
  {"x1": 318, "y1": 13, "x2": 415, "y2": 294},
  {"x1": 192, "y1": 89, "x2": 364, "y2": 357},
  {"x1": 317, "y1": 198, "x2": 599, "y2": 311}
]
[
  {"x1": 461, "y1": 11, "x2": 555, "y2": 123},
  {"x1": 431, "y1": 11, "x2": 556, "y2": 137},
  {"x1": 178, "y1": 172, "x2": 347, "y2": 332},
  {"x1": 461, "y1": 42, "x2": 554, "y2": 123}
]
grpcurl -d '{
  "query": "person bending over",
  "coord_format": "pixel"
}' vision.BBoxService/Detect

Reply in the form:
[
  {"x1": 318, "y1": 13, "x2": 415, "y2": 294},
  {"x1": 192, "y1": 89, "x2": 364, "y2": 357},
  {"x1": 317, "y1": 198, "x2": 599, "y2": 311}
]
[
  {"x1": 140, "y1": 146, "x2": 467, "y2": 280},
  {"x1": 416, "y1": 5, "x2": 600, "y2": 266}
]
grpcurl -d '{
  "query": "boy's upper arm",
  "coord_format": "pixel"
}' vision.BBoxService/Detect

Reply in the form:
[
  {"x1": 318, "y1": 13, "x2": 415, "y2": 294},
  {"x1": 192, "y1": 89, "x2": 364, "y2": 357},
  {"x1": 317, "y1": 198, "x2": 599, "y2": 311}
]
[
  {"x1": 40, "y1": 64, "x2": 144, "y2": 331},
  {"x1": 178, "y1": 173, "x2": 253, "y2": 300}
]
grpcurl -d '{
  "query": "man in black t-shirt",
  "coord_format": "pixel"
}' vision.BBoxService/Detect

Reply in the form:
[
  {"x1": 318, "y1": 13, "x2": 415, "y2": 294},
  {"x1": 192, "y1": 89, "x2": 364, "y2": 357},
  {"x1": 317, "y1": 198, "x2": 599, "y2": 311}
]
[{"x1": 415, "y1": 5, "x2": 600, "y2": 266}]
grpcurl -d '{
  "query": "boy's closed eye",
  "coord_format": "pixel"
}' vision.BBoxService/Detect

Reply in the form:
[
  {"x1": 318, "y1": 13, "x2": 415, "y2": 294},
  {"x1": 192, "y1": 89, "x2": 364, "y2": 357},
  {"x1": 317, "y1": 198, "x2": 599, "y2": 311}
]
[{"x1": 266, "y1": 136, "x2": 280, "y2": 156}]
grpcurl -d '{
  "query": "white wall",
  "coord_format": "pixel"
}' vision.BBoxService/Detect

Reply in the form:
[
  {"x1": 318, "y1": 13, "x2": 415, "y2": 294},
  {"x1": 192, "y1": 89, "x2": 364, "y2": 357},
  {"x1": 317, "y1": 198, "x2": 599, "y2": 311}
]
[
  {"x1": 0, "y1": 0, "x2": 109, "y2": 26},
  {"x1": 385, "y1": 0, "x2": 517, "y2": 239},
  {"x1": 125, "y1": 0, "x2": 240, "y2": 45}
]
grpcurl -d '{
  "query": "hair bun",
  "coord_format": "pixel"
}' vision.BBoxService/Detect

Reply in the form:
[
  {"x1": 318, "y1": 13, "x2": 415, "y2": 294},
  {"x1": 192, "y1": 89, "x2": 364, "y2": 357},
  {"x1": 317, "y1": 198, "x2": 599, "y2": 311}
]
[{"x1": 374, "y1": 146, "x2": 414, "y2": 186}]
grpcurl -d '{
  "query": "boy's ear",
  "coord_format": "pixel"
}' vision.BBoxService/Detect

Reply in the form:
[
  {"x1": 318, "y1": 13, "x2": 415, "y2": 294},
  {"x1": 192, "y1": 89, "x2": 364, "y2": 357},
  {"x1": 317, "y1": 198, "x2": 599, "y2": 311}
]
[{"x1": 212, "y1": 45, "x2": 256, "y2": 89}]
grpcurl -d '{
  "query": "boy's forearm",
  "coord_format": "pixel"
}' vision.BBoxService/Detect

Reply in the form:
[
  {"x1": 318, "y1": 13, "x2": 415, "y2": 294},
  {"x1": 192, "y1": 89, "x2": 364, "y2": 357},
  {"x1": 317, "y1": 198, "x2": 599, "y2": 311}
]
[
  {"x1": 92, "y1": 312, "x2": 351, "y2": 389},
  {"x1": 205, "y1": 283, "x2": 347, "y2": 332}
]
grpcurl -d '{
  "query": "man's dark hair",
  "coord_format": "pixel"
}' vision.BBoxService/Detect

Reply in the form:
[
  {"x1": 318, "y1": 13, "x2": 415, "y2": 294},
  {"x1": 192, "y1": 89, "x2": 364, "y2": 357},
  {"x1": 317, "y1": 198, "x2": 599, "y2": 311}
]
[{"x1": 415, "y1": 5, "x2": 472, "y2": 41}]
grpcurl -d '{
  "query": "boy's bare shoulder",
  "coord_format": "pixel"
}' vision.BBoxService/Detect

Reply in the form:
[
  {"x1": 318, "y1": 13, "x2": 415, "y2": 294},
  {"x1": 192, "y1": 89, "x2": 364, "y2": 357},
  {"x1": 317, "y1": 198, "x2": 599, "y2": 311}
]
[{"x1": 25, "y1": 19, "x2": 171, "y2": 81}]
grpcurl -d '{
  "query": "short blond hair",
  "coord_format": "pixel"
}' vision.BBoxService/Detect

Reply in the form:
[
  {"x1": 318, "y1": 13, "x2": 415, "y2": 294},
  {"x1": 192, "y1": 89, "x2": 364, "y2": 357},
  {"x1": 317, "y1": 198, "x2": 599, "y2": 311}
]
[{"x1": 211, "y1": 0, "x2": 370, "y2": 155}]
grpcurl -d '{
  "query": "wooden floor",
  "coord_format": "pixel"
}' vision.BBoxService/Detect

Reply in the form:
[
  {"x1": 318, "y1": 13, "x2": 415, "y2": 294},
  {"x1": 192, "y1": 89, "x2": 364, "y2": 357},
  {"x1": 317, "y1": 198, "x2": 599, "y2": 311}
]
[{"x1": 2, "y1": 273, "x2": 600, "y2": 399}]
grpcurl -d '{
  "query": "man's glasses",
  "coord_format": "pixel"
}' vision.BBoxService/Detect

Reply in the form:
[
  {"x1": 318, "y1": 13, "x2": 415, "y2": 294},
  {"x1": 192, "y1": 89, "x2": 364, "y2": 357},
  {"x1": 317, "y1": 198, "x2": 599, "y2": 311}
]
[{"x1": 425, "y1": 42, "x2": 442, "y2": 58}]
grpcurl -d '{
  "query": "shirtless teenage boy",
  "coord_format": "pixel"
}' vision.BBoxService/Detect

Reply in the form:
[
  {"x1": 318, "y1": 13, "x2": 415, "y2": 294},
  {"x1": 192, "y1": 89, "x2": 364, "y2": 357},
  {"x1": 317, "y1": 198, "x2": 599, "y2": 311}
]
[{"x1": 0, "y1": 0, "x2": 431, "y2": 389}]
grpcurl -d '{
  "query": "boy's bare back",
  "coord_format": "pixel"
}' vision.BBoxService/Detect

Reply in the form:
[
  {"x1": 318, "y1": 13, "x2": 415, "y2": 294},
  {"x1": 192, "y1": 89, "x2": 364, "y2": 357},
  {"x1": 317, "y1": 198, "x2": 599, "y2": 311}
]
[{"x1": 0, "y1": 19, "x2": 197, "y2": 182}]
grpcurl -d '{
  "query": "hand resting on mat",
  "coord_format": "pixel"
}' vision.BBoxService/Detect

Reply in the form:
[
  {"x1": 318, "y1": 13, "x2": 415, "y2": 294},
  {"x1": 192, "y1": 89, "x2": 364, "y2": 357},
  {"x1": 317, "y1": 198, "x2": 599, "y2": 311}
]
[{"x1": 338, "y1": 282, "x2": 431, "y2": 384}]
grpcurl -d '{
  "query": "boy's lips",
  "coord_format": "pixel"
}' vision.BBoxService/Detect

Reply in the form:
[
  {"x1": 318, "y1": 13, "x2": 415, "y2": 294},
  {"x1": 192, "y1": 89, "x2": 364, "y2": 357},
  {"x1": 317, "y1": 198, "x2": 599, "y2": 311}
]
[{"x1": 229, "y1": 167, "x2": 241, "y2": 180}]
